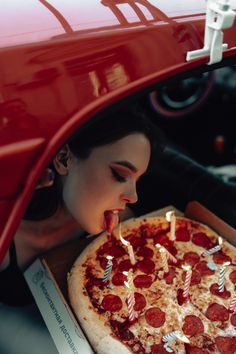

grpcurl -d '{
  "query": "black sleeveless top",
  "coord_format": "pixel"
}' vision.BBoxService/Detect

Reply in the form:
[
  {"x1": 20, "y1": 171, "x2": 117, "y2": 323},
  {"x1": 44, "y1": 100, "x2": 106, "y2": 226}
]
[{"x1": 0, "y1": 242, "x2": 34, "y2": 306}]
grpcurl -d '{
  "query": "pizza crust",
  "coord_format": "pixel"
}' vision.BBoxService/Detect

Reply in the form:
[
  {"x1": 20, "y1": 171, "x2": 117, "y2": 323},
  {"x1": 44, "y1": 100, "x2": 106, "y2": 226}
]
[{"x1": 96, "y1": 335, "x2": 131, "y2": 354}]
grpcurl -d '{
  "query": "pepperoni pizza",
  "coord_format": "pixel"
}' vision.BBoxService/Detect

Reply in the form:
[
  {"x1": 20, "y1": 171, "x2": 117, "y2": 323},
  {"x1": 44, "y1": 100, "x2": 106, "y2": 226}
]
[{"x1": 67, "y1": 215, "x2": 236, "y2": 354}]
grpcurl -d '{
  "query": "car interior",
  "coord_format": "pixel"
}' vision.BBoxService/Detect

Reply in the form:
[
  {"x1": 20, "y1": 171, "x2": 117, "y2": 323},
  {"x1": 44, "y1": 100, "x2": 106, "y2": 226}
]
[{"x1": 119, "y1": 63, "x2": 236, "y2": 229}]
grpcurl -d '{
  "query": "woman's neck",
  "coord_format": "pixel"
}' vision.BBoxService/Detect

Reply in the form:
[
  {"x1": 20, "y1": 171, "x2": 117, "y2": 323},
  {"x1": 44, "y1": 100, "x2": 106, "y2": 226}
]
[{"x1": 15, "y1": 206, "x2": 84, "y2": 269}]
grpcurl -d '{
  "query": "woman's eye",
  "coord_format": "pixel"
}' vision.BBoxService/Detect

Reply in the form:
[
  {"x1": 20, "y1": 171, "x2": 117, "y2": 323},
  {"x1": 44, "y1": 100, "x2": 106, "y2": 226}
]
[{"x1": 110, "y1": 167, "x2": 127, "y2": 183}]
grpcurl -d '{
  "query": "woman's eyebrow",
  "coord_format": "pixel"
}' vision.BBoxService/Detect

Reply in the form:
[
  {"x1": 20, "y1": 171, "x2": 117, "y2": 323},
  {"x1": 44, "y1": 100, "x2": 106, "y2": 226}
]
[{"x1": 111, "y1": 160, "x2": 137, "y2": 173}]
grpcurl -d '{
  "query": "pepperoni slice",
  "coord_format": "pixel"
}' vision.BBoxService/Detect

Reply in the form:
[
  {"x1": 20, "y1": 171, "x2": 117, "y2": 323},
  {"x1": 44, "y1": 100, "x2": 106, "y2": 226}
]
[
  {"x1": 110, "y1": 319, "x2": 134, "y2": 341},
  {"x1": 102, "y1": 294, "x2": 122, "y2": 312},
  {"x1": 136, "y1": 246, "x2": 154, "y2": 258},
  {"x1": 210, "y1": 283, "x2": 231, "y2": 298},
  {"x1": 215, "y1": 336, "x2": 236, "y2": 354},
  {"x1": 136, "y1": 258, "x2": 155, "y2": 274},
  {"x1": 154, "y1": 233, "x2": 171, "y2": 247},
  {"x1": 177, "y1": 288, "x2": 186, "y2": 305},
  {"x1": 163, "y1": 267, "x2": 176, "y2": 284},
  {"x1": 231, "y1": 313, "x2": 236, "y2": 326},
  {"x1": 175, "y1": 227, "x2": 190, "y2": 241},
  {"x1": 201, "y1": 335, "x2": 216, "y2": 352},
  {"x1": 182, "y1": 269, "x2": 201, "y2": 285},
  {"x1": 213, "y1": 252, "x2": 231, "y2": 264},
  {"x1": 118, "y1": 259, "x2": 132, "y2": 272},
  {"x1": 134, "y1": 292, "x2": 146, "y2": 311},
  {"x1": 165, "y1": 244, "x2": 177, "y2": 256},
  {"x1": 151, "y1": 343, "x2": 170, "y2": 354},
  {"x1": 98, "y1": 239, "x2": 115, "y2": 254},
  {"x1": 205, "y1": 303, "x2": 229, "y2": 322},
  {"x1": 229, "y1": 270, "x2": 236, "y2": 285},
  {"x1": 109, "y1": 244, "x2": 126, "y2": 258},
  {"x1": 185, "y1": 344, "x2": 207, "y2": 354},
  {"x1": 112, "y1": 272, "x2": 126, "y2": 286},
  {"x1": 125, "y1": 234, "x2": 146, "y2": 249},
  {"x1": 139, "y1": 224, "x2": 152, "y2": 238},
  {"x1": 86, "y1": 277, "x2": 103, "y2": 289},
  {"x1": 195, "y1": 261, "x2": 215, "y2": 276},
  {"x1": 182, "y1": 315, "x2": 204, "y2": 336},
  {"x1": 192, "y1": 232, "x2": 213, "y2": 248},
  {"x1": 184, "y1": 252, "x2": 200, "y2": 266},
  {"x1": 140, "y1": 223, "x2": 165, "y2": 238},
  {"x1": 145, "y1": 307, "x2": 165, "y2": 328},
  {"x1": 133, "y1": 274, "x2": 153, "y2": 288}
]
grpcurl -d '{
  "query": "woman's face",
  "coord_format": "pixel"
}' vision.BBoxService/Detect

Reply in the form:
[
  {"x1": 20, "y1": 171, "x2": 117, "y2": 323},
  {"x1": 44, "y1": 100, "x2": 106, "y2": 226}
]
[{"x1": 62, "y1": 133, "x2": 151, "y2": 235}]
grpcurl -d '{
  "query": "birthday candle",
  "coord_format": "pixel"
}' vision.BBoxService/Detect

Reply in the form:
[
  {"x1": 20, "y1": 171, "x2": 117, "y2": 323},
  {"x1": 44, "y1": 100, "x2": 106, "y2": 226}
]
[
  {"x1": 202, "y1": 237, "x2": 223, "y2": 256},
  {"x1": 119, "y1": 223, "x2": 136, "y2": 265},
  {"x1": 175, "y1": 332, "x2": 190, "y2": 343},
  {"x1": 162, "y1": 330, "x2": 189, "y2": 352},
  {"x1": 218, "y1": 261, "x2": 230, "y2": 292},
  {"x1": 123, "y1": 270, "x2": 134, "y2": 289},
  {"x1": 159, "y1": 247, "x2": 169, "y2": 273},
  {"x1": 124, "y1": 281, "x2": 136, "y2": 321},
  {"x1": 123, "y1": 271, "x2": 136, "y2": 321},
  {"x1": 162, "y1": 330, "x2": 189, "y2": 343},
  {"x1": 182, "y1": 265, "x2": 192, "y2": 298},
  {"x1": 102, "y1": 256, "x2": 113, "y2": 282},
  {"x1": 163, "y1": 342, "x2": 174, "y2": 353},
  {"x1": 155, "y1": 243, "x2": 177, "y2": 264},
  {"x1": 229, "y1": 293, "x2": 236, "y2": 313},
  {"x1": 207, "y1": 260, "x2": 218, "y2": 271},
  {"x1": 162, "y1": 331, "x2": 179, "y2": 343},
  {"x1": 166, "y1": 210, "x2": 176, "y2": 241}
]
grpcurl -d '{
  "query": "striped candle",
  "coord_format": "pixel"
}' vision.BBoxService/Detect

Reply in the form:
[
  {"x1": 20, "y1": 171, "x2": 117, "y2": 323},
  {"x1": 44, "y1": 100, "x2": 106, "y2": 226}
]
[
  {"x1": 175, "y1": 332, "x2": 190, "y2": 343},
  {"x1": 123, "y1": 270, "x2": 134, "y2": 289},
  {"x1": 182, "y1": 265, "x2": 192, "y2": 298},
  {"x1": 166, "y1": 211, "x2": 176, "y2": 241},
  {"x1": 202, "y1": 237, "x2": 223, "y2": 257},
  {"x1": 159, "y1": 247, "x2": 169, "y2": 273},
  {"x1": 162, "y1": 330, "x2": 189, "y2": 352},
  {"x1": 207, "y1": 261, "x2": 218, "y2": 271},
  {"x1": 229, "y1": 293, "x2": 236, "y2": 313},
  {"x1": 102, "y1": 256, "x2": 113, "y2": 282},
  {"x1": 162, "y1": 331, "x2": 179, "y2": 343},
  {"x1": 156, "y1": 243, "x2": 177, "y2": 264},
  {"x1": 218, "y1": 261, "x2": 230, "y2": 292},
  {"x1": 124, "y1": 281, "x2": 136, "y2": 321},
  {"x1": 163, "y1": 342, "x2": 174, "y2": 353}
]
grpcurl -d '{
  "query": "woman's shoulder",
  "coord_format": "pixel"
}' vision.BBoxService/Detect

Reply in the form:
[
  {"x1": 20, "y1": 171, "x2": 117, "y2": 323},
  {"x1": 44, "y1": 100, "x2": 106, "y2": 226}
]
[{"x1": 15, "y1": 207, "x2": 82, "y2": 269}]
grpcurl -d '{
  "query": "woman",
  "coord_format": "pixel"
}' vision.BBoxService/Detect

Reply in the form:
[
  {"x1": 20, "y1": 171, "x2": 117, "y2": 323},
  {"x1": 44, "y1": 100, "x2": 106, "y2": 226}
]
[{"x1": 0, "y1": 104, "x2": 164, "y2": 353}]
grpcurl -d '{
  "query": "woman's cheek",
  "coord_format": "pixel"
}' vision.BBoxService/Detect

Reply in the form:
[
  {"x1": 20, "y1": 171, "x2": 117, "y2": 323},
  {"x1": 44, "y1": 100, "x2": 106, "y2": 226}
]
[
  {"x1": 62, "y1": 175, "x2": 79, "y2": 214},
  {"x1": 61, "y1": 178, "x2": 96, "y2": 231}
]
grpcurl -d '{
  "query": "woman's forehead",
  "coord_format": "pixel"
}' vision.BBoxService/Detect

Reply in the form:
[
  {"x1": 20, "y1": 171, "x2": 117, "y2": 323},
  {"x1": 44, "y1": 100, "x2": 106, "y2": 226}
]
[{"x1": 90, "y1": 133, "x2": 151, "y2": 170}]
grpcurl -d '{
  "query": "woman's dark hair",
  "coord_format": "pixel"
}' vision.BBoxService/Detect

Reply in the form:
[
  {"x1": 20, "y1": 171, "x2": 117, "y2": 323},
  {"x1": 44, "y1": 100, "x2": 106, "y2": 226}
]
[{"x1": 24, "y1": 104, "x2": 165, "y2": 220}]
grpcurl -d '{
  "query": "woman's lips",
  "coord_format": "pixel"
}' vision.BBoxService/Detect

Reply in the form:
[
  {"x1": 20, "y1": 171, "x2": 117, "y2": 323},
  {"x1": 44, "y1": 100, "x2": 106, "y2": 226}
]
[{"x1": 104, "y1": 210, "x2": 119, "y2": 234}]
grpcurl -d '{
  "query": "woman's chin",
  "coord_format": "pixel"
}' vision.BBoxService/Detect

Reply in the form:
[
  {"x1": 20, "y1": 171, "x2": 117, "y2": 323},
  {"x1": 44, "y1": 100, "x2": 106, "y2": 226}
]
[{"x1": 85, "y1": 224, "x2": 104, "y2": 236}]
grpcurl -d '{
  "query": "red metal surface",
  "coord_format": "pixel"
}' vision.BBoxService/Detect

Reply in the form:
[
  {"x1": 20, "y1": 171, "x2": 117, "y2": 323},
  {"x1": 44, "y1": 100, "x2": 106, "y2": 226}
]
[{"x1": 1, "y1": 0, "x2": 236, "y2": 262}]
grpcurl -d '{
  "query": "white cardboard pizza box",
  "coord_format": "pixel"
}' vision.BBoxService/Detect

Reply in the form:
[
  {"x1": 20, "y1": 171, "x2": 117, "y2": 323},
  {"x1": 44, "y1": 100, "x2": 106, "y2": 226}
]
[{"x1": 24, "y1": 202, "x2": 236, "y2": 354}]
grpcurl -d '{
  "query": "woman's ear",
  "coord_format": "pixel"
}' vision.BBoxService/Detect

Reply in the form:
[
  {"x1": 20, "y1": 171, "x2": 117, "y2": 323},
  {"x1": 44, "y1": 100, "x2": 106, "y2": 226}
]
[{"x1": 53, "y1": 144, "x2": 72, "y2": 175}]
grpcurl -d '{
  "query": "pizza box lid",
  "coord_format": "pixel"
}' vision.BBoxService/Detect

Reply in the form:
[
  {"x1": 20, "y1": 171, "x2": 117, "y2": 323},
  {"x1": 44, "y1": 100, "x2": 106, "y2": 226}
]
[
  {"x1": 185, "y1": 201, "x2": 236, "y2": 247},
  {"x1": 24, "y1": 202, "x2": 236, "y2": 354}
]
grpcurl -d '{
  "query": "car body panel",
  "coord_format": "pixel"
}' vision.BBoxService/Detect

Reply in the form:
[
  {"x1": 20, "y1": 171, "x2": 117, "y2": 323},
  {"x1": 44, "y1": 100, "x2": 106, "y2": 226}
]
[{"x1": 1, "y1": 0, "x2": 236, "y2": 262}]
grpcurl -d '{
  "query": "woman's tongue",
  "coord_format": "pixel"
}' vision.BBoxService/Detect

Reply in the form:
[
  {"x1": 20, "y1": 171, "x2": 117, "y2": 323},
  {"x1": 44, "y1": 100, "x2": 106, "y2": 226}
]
[{"x1": 104, "y1": 210, "x2": 119, "y2": 234}]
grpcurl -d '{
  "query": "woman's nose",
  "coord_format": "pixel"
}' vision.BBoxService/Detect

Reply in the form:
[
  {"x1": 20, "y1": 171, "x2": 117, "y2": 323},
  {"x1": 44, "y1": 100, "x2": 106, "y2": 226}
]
[{"x1": 121, "y1": 183, "x2": 138, "y2": 204}]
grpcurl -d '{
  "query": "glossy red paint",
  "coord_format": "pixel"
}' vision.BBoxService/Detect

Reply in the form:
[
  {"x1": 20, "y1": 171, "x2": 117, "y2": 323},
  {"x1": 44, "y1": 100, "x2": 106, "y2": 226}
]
[{"x1": 1, "y1": 0, "x2": 236, "y2": 262}]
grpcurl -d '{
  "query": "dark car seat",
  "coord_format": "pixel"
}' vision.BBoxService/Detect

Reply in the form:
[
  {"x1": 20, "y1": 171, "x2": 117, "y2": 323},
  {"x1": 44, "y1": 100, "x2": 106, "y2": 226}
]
[{"x1": 134, "y1": 144, "x2": 236, "y2": 228}]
